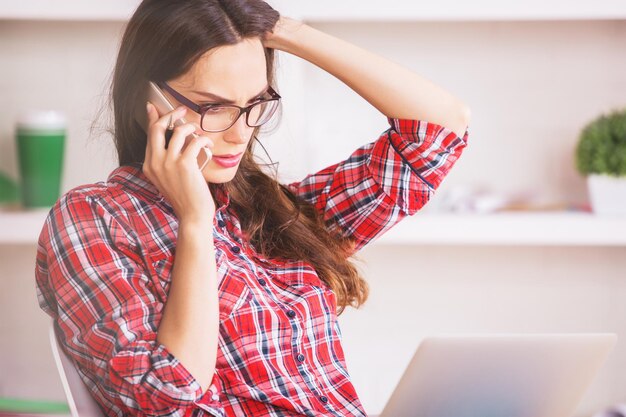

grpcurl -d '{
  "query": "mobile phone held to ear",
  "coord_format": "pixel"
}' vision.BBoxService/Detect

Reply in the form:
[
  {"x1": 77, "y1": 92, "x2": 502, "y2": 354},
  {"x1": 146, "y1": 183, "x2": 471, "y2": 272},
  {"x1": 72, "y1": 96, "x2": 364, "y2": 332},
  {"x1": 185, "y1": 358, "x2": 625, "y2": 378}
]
[{"x1": 136, "y1": 81, "x2": 210, "y2": 170}]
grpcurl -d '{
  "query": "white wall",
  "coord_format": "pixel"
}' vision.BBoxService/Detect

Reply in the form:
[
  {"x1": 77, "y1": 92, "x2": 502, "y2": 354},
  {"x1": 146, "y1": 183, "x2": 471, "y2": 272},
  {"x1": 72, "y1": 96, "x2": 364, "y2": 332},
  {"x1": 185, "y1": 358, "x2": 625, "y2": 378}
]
[
  {"x1": 1, "y1": 18, "x2": 625, "y2": 417},
  {"x1": 342, "y1": 243, "x2": 626, "y2": 415}
]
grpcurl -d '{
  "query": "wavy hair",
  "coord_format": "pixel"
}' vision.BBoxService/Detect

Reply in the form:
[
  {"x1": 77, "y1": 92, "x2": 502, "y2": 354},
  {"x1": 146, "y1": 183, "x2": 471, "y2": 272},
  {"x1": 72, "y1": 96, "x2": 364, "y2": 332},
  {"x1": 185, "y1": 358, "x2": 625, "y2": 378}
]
[{"x1": 107, "y1": 0, "x2": 369, "y2": 314}]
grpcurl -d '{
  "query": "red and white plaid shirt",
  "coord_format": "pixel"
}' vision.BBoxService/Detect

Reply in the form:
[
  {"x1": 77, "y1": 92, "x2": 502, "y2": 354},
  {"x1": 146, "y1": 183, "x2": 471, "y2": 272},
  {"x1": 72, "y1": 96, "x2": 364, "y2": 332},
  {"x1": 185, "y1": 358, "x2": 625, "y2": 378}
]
[{"x1": 35, "y1": 116, "x2": 468, "y2": 417}]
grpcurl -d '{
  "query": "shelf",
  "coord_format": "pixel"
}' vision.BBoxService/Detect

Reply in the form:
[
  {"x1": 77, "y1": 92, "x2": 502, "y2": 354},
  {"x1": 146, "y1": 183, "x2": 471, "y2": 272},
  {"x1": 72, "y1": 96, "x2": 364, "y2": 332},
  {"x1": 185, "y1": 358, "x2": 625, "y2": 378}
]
[
  {"x1": 2, "y1": 209, "x2": 625, "y2": 246},
  {"x1": 277, "y1": 0, "x2": 626, "y2": 22},
  {"x1": 0, "y1": 208, "x2": 50, "y2": 245},
  {"x1": 374, "y1": 211, "x2": 626, "y2": 246},
  {"x1": 0, "y1": 0, "x2": 140, "y2": 21},
  {"x1": 2, "y1": 0, "x2": 626, "y2": 22}
]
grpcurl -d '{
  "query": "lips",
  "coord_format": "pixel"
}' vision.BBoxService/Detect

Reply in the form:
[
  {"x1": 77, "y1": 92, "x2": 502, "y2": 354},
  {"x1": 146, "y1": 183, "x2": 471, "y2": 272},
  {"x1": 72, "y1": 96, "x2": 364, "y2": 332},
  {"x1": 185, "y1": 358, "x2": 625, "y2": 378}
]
[
  {"x1": 213, "y1": 152, "x2": 243, "y2": 158},
  {"x1": 212, "y1": 152, "x2": 243, "y2": 168}
]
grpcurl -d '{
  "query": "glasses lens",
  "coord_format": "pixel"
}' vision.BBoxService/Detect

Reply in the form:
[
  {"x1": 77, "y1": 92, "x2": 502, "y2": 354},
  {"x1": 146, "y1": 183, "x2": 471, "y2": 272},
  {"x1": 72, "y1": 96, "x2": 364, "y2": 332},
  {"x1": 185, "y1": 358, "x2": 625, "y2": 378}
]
[
  {"x1": 201, "y1": 100, "x2": 280, "y2": 132},
  {"x1": 248, "y1": 100, "x2": 280, "y2": 127},
  {"x1": 201, "y1": 107, "x2": 240, "y2": 132}
]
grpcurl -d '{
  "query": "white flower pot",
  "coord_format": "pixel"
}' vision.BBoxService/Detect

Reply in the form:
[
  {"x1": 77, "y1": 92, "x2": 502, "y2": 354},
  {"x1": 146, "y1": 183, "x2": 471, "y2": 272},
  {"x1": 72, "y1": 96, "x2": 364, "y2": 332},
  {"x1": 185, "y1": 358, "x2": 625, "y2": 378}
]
[{"x1": 587, "y1": 174, "x2": 626, "y2": 216}]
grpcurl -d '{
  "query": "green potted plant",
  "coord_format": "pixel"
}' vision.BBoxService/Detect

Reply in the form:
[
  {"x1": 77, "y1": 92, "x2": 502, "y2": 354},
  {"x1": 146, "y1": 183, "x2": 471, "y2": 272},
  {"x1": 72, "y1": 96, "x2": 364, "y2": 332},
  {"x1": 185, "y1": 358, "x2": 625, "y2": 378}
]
[{"x1": 575, "y1": 107, "x2": 626, "y2": 216}]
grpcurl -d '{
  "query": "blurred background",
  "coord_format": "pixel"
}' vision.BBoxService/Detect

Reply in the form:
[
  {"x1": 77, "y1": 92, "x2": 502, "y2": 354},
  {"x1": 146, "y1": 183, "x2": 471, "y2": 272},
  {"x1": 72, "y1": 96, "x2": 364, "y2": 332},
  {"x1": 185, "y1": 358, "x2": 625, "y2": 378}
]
[{"x1": 1, "y1": 1, "x2": 625, "y2": 416}]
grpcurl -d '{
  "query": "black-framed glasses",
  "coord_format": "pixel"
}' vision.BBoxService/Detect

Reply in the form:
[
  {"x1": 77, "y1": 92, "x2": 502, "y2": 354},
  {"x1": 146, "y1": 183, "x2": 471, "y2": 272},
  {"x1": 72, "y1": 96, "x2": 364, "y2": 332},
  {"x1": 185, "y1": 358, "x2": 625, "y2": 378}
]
[{"x1": 158, "y1": 81, "x2": 281, "y2": 133}]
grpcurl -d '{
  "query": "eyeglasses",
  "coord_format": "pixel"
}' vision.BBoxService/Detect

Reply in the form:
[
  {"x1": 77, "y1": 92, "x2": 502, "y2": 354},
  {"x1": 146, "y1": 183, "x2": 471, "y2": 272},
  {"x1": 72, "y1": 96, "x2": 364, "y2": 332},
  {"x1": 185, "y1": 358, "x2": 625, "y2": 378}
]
[{"x1": 158, "y1": 81, "x2": 281, "y2": 133}]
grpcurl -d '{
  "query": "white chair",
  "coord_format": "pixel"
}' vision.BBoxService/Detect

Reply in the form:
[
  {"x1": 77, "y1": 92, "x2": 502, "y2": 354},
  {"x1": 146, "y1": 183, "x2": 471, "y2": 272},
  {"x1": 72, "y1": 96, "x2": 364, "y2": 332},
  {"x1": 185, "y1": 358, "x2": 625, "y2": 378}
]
[{"x1": 49, "y1": 323, "x2": 107, "y2": 417}]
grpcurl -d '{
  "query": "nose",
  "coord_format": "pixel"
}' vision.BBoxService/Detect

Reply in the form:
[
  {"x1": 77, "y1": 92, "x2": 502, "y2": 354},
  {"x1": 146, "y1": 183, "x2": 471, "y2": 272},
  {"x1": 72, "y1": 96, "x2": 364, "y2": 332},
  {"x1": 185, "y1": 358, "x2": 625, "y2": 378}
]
[{"x1": 223, "y1": 111, "x2": 251, "y2": 144}]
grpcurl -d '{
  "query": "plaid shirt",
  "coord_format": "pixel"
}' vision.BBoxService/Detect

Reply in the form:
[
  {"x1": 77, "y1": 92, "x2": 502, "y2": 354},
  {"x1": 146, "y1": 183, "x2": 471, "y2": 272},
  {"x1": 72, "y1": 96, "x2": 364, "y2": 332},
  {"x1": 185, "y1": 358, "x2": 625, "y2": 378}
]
[{"x1": 35, "y1": 117, "x2": 468, "y2": 417}]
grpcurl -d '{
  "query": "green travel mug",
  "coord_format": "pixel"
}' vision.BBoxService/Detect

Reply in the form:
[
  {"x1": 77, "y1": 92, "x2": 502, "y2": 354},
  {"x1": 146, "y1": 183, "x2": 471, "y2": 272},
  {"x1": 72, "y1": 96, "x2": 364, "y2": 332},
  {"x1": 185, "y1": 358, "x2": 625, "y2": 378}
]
[{"x1": 16, "y1": 111, "x2": 66, "y2": 208}]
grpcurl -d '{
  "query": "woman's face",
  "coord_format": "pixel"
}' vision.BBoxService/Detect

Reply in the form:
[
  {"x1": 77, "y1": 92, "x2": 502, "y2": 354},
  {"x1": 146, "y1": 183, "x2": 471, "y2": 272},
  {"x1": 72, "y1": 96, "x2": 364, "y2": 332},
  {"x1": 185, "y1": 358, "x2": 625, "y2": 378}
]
[{"x1": 164, "y1": 37, "x2": 268, "y2": 184}]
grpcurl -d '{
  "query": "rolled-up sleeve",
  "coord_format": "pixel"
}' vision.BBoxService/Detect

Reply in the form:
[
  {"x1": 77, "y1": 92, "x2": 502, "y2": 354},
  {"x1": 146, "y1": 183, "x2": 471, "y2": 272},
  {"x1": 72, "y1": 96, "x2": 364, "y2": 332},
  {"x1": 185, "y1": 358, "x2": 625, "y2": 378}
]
[
  {"x1": 35, "y1": 190, "x2": 224, "y2": 417},
  {"x1": 286, "y1": 117, "x2": 469, "y2": 253}
]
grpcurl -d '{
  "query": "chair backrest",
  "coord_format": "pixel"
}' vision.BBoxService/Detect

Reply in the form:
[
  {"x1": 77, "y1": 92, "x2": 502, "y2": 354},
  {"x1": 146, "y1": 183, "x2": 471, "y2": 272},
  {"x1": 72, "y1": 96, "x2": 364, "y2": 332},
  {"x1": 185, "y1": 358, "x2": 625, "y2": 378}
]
[{"x1": 49, "y1": 323, "x2": 107, "y2": 417}]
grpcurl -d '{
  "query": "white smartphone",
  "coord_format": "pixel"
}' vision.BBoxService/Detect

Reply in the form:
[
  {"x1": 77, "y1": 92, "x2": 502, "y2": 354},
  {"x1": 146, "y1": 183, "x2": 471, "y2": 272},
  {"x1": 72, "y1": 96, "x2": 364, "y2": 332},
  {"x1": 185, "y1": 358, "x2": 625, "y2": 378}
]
[{"x1": 136, "y1": 81, "x2": 210, "y2": 170}]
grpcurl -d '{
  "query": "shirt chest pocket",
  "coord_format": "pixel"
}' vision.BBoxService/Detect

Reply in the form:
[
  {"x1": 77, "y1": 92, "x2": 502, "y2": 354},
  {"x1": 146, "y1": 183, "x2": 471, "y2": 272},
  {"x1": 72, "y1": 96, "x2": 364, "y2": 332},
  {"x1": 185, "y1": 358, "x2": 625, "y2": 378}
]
[
  {"x1": 266, "y1": 258, "x2": 326, "y2": 289},
  {"x1": 264, "y1": 259, "x2": 337, "y2": 312}
]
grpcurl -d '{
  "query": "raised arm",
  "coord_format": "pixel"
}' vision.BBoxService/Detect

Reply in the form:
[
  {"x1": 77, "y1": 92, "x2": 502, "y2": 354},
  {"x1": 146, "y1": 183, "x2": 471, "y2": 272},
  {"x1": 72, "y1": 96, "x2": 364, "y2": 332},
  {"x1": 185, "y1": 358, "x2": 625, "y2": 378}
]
[
  {"x1": 264, "y1": 16, "x2": 471, "y2": 138},
  {"x1": 287, "y1": 116, "x2": 468, "y2": 254},
  {"x1": 271, "y1": 17, "x2": 470, "y2": 253}
]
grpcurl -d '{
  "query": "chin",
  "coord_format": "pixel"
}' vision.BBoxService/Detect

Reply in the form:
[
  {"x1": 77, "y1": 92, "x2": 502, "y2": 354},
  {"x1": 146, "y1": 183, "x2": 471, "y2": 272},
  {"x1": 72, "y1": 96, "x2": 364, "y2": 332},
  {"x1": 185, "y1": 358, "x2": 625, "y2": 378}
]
[{"x1": 202, "y1": 168, "x2": 238, "y2": 184}]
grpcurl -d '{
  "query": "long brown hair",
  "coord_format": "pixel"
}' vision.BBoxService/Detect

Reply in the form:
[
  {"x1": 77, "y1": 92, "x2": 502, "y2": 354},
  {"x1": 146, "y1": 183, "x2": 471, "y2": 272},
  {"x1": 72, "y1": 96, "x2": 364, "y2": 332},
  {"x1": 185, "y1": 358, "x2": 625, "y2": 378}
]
[{"x1": 109, "y1": 0, "x2": 368, "y2": 314}]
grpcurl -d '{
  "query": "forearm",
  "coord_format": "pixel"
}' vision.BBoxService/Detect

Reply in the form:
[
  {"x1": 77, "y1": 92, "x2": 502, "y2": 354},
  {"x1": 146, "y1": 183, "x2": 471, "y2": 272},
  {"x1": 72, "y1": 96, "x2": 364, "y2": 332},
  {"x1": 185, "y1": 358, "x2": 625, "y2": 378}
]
[
  {"x1": 272, "y1": 18, "x2": 470, "y2": 138},
  {"x1": 156, "y1": 220, "x2": 219, "y2": 393}
]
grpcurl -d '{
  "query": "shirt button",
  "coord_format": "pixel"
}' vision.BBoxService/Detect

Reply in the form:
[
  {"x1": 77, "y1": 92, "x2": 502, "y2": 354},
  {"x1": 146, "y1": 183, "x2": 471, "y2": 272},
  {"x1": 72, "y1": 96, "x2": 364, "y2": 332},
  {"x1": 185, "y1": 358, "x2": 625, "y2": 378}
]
[
  {"x1": 296, "y1": 353, "x2": 305, "y2": 363},
  {"x1": 320, "y1": 396, "x2": 329, "y2": 404},
  {"x1": 211, "y1": 394, "x2": 219, "y2": 401},
  {"x1": 287, "y1": 310, "x2": 296, "y2": 318},
  {"x1": 217, "y1": 220, "x2": 226, "y2": 227},
  {"x1": 231, "y1": 245, "x2": 240, "y2": 253},
  {"x1": 258, "y1": 278, "x2": 267, "y2": 286}
]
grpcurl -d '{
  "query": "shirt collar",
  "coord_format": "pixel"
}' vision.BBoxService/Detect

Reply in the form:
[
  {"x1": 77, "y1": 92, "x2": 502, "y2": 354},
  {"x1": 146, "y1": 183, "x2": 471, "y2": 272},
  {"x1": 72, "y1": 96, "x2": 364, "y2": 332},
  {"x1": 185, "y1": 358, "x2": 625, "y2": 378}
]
[{"x1": 107, "y1": 162, "x2": 231, "y2": 209}]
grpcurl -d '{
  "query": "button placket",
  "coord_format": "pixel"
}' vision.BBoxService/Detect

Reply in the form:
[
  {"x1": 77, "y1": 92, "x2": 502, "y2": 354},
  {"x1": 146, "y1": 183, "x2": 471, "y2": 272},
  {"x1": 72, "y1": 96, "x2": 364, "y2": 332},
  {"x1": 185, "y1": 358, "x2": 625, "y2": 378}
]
[
  {"x1": 289, "y1": 320, "x2": 328, "y2": 408},
  {"x1": 216, "y1": 214, "x2": 239, "y2": 241}
]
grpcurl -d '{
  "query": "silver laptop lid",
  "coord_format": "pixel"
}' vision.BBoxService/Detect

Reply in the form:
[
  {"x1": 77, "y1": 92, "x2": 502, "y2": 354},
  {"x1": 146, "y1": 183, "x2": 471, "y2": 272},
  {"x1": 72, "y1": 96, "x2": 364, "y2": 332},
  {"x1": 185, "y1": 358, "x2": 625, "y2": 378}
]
[{"x1": 380, "y1": 333, "x2": 617, "y2": 417}]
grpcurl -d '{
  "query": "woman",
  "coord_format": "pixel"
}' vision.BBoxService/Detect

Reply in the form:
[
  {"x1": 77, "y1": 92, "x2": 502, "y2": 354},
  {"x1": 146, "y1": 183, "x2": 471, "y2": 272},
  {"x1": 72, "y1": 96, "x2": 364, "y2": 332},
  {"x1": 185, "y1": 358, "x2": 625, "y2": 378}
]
[{"x1": 35, "y1": 0, "x2": 470, "y2": 416}]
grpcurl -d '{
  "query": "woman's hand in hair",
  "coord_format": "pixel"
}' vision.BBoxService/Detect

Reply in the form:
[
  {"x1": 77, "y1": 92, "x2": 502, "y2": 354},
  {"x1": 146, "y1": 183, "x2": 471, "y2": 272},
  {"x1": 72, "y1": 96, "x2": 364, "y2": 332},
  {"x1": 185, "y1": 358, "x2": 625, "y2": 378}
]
[
  {"x1": 263, "y1": 15, "x2": 305, "y2": 51},
  {"x1": 143, "y1": 103, "x2": 216, "y2": 225}
]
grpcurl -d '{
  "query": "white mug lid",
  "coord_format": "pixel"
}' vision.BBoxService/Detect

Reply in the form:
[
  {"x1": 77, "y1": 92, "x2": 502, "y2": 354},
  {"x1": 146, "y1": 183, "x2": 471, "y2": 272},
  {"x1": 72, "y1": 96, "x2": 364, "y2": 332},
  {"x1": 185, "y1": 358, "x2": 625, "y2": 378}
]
[{"x1": 17, "y1": 110, "x2": 66, "y2": 130}]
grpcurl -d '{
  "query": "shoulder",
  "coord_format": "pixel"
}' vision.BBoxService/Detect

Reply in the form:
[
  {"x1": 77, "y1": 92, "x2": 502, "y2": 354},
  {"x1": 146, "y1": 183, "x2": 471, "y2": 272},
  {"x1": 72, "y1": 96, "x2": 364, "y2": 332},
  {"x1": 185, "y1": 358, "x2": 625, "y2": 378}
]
[
  {"x1": 44, "y1": 164, "x2": 170, "y2": 247},
  {"x1": 59, "y1": 164, "x2": 165, "y2": 224}
]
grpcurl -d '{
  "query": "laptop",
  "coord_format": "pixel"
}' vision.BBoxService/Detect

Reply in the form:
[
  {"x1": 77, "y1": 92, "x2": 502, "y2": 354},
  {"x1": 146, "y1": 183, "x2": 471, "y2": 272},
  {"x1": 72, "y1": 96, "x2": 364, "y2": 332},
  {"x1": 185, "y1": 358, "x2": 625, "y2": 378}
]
[{"x1": 375, "y1": 333, "x2": 617, "y2": 417}]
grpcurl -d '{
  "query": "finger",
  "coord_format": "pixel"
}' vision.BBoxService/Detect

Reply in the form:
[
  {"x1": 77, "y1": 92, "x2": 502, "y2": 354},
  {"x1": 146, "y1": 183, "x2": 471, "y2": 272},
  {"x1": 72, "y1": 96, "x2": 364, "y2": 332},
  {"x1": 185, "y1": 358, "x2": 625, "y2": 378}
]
[
  {"x1": 156, "y1": 106, "x2": 187, "y2": 131},
  {"x1": 148, "y1": 106, "x2": 188, "y2": 160},
  {"x1": 188, "y1": 121, "x2": 214, "y2": 148},
  {"x1": 166, "y1": 123, "x2": 200, "y2": 159},
  {"x1": 181, "y1": 136, "x2": 214, "y2": 165},
  {"x1": 149, "y1": 106, "x2": 187, "y2": 144}
]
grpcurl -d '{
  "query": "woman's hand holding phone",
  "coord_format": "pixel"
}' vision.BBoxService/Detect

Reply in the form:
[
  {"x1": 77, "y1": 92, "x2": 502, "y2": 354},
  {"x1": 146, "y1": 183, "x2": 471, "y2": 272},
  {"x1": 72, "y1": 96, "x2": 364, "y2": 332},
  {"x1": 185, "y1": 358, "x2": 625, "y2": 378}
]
[{"x1": 143, "y1": 102, "x2": 217, "y2": 223}]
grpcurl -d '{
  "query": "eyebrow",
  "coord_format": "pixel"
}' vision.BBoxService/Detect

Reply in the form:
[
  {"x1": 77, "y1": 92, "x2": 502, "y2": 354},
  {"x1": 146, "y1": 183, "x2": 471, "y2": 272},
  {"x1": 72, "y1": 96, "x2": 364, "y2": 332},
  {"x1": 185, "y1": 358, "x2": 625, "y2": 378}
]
[{"x1": 190, "y1": 84, "x2": 270, "y2": 104}]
